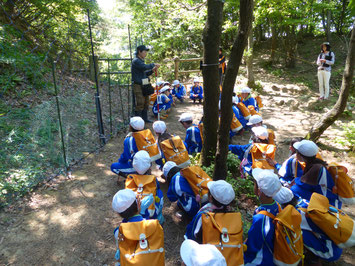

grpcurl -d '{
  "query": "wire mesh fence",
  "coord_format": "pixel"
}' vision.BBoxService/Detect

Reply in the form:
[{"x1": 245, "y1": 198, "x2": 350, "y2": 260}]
[{"x1": 0, "y1": 1, "x2": 134, "y2": 208}]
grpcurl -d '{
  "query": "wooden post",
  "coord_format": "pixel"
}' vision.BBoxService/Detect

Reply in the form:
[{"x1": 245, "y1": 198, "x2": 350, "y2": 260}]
[
  {"x1": 89, "y1": 55, "x2": 99, "y2": 82},
  {"x1": 174, "y1": 57, "x2": 180, "y2": 80}
]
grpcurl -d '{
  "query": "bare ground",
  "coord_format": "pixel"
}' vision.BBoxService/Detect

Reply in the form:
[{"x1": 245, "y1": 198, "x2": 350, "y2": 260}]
[{"x1": 1, "y1": 74, "x2": 354, "y2": 265}]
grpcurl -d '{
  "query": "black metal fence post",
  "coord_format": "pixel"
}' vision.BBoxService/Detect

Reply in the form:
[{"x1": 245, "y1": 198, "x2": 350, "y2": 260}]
[
  {"x1": 87, "y1": 8, "x2": 106, "y2": 145},
  {"x1": 51, "y1": 61, "x2": 68, "y2": 172},
  {"x1": 107, "y1": 59, "x2": 113, "y2": 135},
  {"x1": 128, "y1": 25, "x2": 134, "y2": 117}
]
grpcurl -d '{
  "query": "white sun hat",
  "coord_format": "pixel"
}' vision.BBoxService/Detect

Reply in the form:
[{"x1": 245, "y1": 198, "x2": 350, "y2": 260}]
[
  {"x1": 130, "y1": 116, "x2": 145, "y2": 131},
  {"x1": 180, "y1": 239, "x2": 227, "y2": 266},
  {"x1": 193, "y1": 78, "x2": 200, "y2": 83},
  {"x1": 156, "y1": 80, "x2": 164, "y2": 87},
  {"x1": 112, "y1": 189, "x2": 136, "y2": 213},
  {"x1": 241, "y1": 87, "x2": 251, "y2": 93},
  {"x1": 207, "y1": 180, "x2": 235, "y2": 205},
  {"x1": 179, "y1": 113, "x2": 194, "y2": 122},
  {"x1": 152, "y1": 121, "x2": 167, "y2": 134},
  {"x1": 247, "y1": 115, "x2": 263, "y2": 126},
  {"x1": 293, "y1": 140, "x2": 318, "y2": 157},
  {"x1": 251, "y1": 126, "x2": 268, "y2": 140},
  {"x1": 132, "y1": 150, "x2": 151, "y2": 174},
  {"x1": 160, "y1": 85, "x2": 170, "y2": 93},
  {"x1": 172, "y1": 80, "x2": 180, "y2": 86},
  {"x1": 163, "y1": 161, "x2": 177, "y2": 177}
]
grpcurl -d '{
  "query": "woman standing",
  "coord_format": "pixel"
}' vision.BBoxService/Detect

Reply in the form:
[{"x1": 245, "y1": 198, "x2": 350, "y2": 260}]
[{"x1": 317, "y1": 42, "x2": 335, "y2": 100}]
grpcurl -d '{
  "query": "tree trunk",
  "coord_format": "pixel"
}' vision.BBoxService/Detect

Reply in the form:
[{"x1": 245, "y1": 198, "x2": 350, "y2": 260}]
[
  {"x1": 213, "y1": 0, "x2": 253, "y2": 180},
  {"x1": 201, "y1": 0, "x2": 224, "y2": 167},
  {"x1": 326, "y1": 0, "x2": 331, "y2": 42},
  {"x1": 270, "y1": 18, "x2": 277, "y2": 63},
  {"x1": 307, "y1": 22, "x2": 355, "y2": 141},
  {"x1": 246, "y1": 26, "x2": 255, "y2": 87},
  {"x1": 284, "y1": 25, "x2": 297, "y2": 68}
]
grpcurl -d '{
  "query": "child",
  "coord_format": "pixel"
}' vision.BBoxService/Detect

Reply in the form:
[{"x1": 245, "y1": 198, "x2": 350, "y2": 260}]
[
  {"x1": 111, "y1": 116, "x2": 144, "y2": 177},
  {"x1": 190, "y1": 78, "x2": 203, "y2": 104},
  {"x1": 180, "y1": 239, "x2": 227, "y2": 266},
  {"x1": 172, "y1": 80, "x2": 186, "y2": 103},
  {"x1": 152, "y1": 85, "x2": 171, "y2": 119},
  {"x1": 290, "y1": 140, "x2": 341, "y2": 208},
  {"x1": 244, "y1": 169, "x2": 294, "y2": 265},
  {"x1": 247, "y1": 114, "x2": 276, "y2": 145},
  {"x1": 232, "y1": 96, "x2": 247, "y2": 128},
  {"x1": 229, "y1": 126, "x2": 275, "y2": 174},
  {"x1": 163, "y1": 161, "x2": 201, "y2": 218},
  {"x1": 152, "y1": 121, "x2": 171, "y2": 169},
  {"x1": 240, "y1": 87, "x2": 259, "y2": 112},
  {"x1": 179, "y1": 113, "x2": 202, "y2": 154},
  {"x1": 126, "y1": 150, "x2": 164, "y2": 223},
  {"x1": 185, "y1": 180, "x2": 235, "y2": 242}
]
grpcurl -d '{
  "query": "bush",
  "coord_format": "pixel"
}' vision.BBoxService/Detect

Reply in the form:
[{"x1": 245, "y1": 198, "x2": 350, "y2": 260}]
[{"x1": 336, "y1": 121, "x2": 355, "y2": 151}]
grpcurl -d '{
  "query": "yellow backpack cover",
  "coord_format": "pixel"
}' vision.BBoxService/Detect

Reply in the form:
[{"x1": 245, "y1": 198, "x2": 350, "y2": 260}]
[
  {"x1": 149, "y1": 93, "x2": 157, "y2": 107},
  {"x1": 198, "y1": 122, "x2": 204, "y2": 143},
  {"x1": 255, "y1": 95, "x2": 263, "y2": 108},
  {"x1": 247, "y1": 105, "x2": 260, "y2": 116},
  {"x1": 259, "y1": 205, "x2": 304, "y2": 266},
  {"x1": 306, "y1": 192, "x2": 355, "y2": 248},
  {"x1": 231, "y1": 113, "x2": 243, "y2": 133},
  {"x1": 125, "y1": 174, "x2": 157, "y2": 218},
  {"x1": 237, "y1": 102, "x2": 251, "y2": 120},
  {"x1": 202, "y1": 212, "x2": 244, "y2": 266},
  {"x1": 181, "y1": 166, "x2": 212, "y2": 204},
  {"x1": 133, "y1": 129, "x2": 161, "y2": 161},
  {"x1": 267, "y1": 129, "x2": 276, "y2": 145},
  {"x1": 327, "y1": 163, "x2": 355, "y2": 205},
  {"x1": 118, "y1": 219, "x2": 165, "y2": 266},
  {"x1": 251, "y1": 143, "x2": 276, "y2": 169},
  {"x1": 160, "y1": 136, "x2": 190, "y2": 168}
]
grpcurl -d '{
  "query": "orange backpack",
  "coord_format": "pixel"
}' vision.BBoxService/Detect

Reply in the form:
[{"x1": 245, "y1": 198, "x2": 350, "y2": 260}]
[
  {"x1": 259, "y1": 205, "x2": 304, "y2": 266},
  {"x1": 236, "y1": 102, "x2": 251, "y2": 120},
  {"x1": 251, "y1": 143, "x2": 276, "y2": 169},
  {"x1": 267, "y1": 129, "x2": 276, "y2": 145},
  {"x1": 202, "y1": 212, "x2": 244, "y2": 266},
  {"x1": 255, "y1": 95, "x2": 263, "y2": 108},
  {"x1": 247, "y1": 105, "x2": 260, "y2": 116},
  {"x1": 149, "y1": 93, "x2": 157, "y2": 107},
  {"x1": 198, "y1": 122, "x2": 204, "y2": 143},
  {"x1": 118, "y1": 219, "x2": 165, "y2": 266},
  {"x1": 125, "y1": 174, "x2": 157, "y2": 218},
  {"x1": 304, "y1": 192, "x2": 355, "y2": 248},
  {"x1": 133, "y1": 129, "x2": 161, "y2": 161},
  {"x1": 231, "y1": 113, "x2": 243, "y2": 133},
  {"x1": 160, "y1": 136, "x2": 190, "y2": 168},
  {"x1": 181, "y1": 166, "x2": 212, "y2": 204},
  {"x1": 327, "y1": 163, "x2": 355, "y2": 205}
]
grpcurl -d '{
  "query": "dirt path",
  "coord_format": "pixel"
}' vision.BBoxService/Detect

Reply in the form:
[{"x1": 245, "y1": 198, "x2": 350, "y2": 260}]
[{"x1": 1, "y1": 77, "x2": 354, "y2": 265}]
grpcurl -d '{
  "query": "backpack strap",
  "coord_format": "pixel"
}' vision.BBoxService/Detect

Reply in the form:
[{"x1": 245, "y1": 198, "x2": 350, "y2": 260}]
[
  {"x1": 258, "y1": 210, "x2": 275, "y2": 220},
  {"x1": 169, "y1": 138, "x2": 179, "y2": 153}
]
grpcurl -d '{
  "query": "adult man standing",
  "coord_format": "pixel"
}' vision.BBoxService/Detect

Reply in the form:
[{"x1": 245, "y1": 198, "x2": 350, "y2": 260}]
[{"x1": 131, "y1": 45, "x2": 160, "y2": 122}]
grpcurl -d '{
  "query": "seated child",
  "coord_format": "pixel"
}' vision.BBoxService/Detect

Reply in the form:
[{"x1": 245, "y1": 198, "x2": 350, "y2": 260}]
[
  {"x1": 185, "y1": 180, "x2": 235, "y2": 243},
  {"x1": 244, "y1": 169, "x2": 294, "y2": 265},
  {"x1": 190, "y1": 78, "x2": 203, "y2": 104},
  {"x1": 110, "y1": 117, "x2": 144, "y2": 177},
  {"x1": 232, "y1": 96, "x2": 247, "y2": 128},
  {"x1": 152, "y1": 121, "x2": 171, "y2": 169},
  {"x1": 179, "y1": 113, "x2": 202, "y2": 154},
  {"x1": 246, "y1": 115, "x2": 276, "y2": 145},
  {"x1": 163, "y1": 161, "x2": 201, "y2": 218},
  {"x1": 290, "y1": 140, "x2": 341, "y2": 209},
  {"x1": 240, "y1": 87, "x2": 259, "y2": 112},
  {"x1": 172, "y1": 80, "x2": 186, "y2": 103},
  {"x1": 126, "y1": 150, "x2": 164, "y2": 223},
  {"x1": 152, "y1": 85, "x2": 171, "y2": 119},
  {"x1": 180, "y1": 239, "x2": 227, "y2": 266}
]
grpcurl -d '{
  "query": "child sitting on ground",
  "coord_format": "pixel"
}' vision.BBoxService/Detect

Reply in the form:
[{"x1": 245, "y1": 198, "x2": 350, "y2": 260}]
[
  {"x1": 172, "y1": 80, "x2": 186, "y2": 103},
  {"x1": 152, "y1": 121, "x2": 172, "y2": 169},
  {"x1": 239, "y1": 87, "x2": 259, "y2": 113},
  {"x1": 110, "y1": 117, "x2": 144, "y2": 177},
  {"x1": 190, "y1": 78, "x2": 203, "y2": 104},
  {"x1": 179, "y1": 113, "x2": 202, "y2": 154},
  {"x1": 152, "y1": 85, "x2": 171, "y2": 119},
  {"x1": 125, "y1": 150, "x2": 164, "y2": 223},
  {"x1": 246, "y1": 114, "x2": 276, "y2": 145}
]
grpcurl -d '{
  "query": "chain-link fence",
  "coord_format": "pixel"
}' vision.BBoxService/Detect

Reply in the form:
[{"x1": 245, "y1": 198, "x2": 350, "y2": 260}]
[{"x1": 0, "y1": 1, "x2": 134, "y2": 208}]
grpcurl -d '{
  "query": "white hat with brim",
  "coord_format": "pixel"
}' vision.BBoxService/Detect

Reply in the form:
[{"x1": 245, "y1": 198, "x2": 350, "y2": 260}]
[
  {"x1": 130, "y1": 116, "x2": 145, "y2": 131},
  {"x1": 293, "y1": 140, "x2": 318, "y2": 157},
  {"x1": 180, "y1": 239, "x2": 227, "y2": 266},
  {"x1": 132, "y1": 150, "x2": 151, "y2": 174},
  {"x1": 193, "y1": 78, "x2": 200, "y2": 83},
  {"x1": 207, "y1": 180, "x2": 235, "y2": 205},
  {"x1": 172, "y1": 80, "x2": 180, "y2": 86},
  {"x1": 251, "y1": 126, "x2": 268, "y2": 140},
  {"x1": 153, "y1": 121, "x2": 167, "y2": 134},
  {"x1": 241, "y1": 87, "x2": 251, "y2": 93},
  {"x1": 247, "y1": 115, "x2": 263, "y2": 126},
  {"x1": 179, "y1": 113, "x2": 193, "y2": 122},
  {"x1": 156, "y1": 81, "x2": 164, "y2": 87},
  {"x1": 160, "y1": 85, "x2": 170, "y2": 93},
  {"x1": 112, "y1": 189, "x2": 136, "y2": 213},
  {"x1": 163, "y1": 161, "x2": 177, "y2": 177}
]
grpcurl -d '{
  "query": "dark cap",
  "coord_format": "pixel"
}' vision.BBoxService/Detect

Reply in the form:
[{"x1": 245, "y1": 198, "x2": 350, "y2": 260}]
[{"x1": 136, "y1": 45, "x2": 150, "y2": 52}]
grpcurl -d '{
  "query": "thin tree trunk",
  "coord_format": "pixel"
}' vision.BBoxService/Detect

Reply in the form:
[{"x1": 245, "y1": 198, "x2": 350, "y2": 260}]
[
  {"x1": 326, "y1": 0, "x2": 331, "y2": 41},
  {"x1": 247, "y1": 26, "x2": 255, "y2": 87},
  {"x1": 201, "y1": 0, "x2": 224, "y2": 167},
  {"x1": 307, "y1": 22, "x2": 355, "y2": 141},
  {"x1": 213, "y1": 0, "x2": 253, "y2": 180},
  {"x1": 270, "y1": 18, "x2": 277, "y2": 63}
]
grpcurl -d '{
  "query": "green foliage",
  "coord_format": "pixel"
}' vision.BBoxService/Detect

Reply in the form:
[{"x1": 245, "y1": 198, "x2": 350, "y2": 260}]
[{"x1": 336, "y1": 121, "x2": 355, "y2": 151}]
